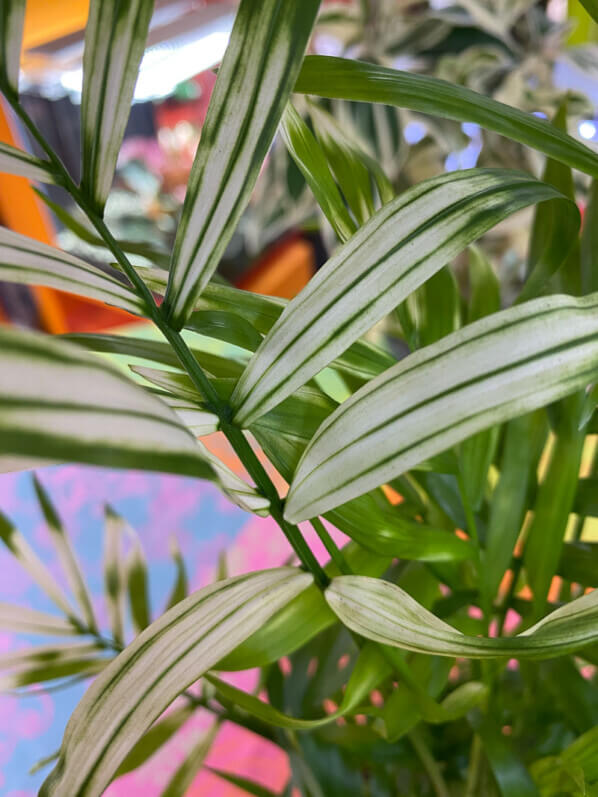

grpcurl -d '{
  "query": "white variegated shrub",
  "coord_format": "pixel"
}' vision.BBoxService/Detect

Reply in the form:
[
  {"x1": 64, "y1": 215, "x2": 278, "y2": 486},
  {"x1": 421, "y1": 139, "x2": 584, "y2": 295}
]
[{"x1": 1, "y1": 0, "x2": 598, "y2": 794}]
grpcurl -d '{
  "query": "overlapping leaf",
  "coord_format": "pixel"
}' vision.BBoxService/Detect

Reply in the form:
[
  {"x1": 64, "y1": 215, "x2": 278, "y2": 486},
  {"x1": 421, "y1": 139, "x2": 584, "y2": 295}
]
[
  {"x1": 0, "y1": 325, "x2": 216, "y2": 480},
  {"x1": 40, "y1": 568, "x2": 312, "y2": 797},
  {"x1": 0, "y1": 0, "x2": 25, "y2": 95},
  {"x1": 326, "y1": 574, "x2": 598, "y2": 659},
  {"x1": 81, "y1": 0, "x2": 154, "y2": 212},
  {"x1": 232, "y1": 169, "x2": 577, "y2": 427},
  {"x1": 295, "y1": 56, "x2": 598, "y2": 178},
  {"x1": 163, "y1": 0, "x2": 321, "y2": 328},
  {"x1": 0, "y1": 227, "x2": 144, "y2": 314},
  {"x1": 285, "y1": 294, "x2": 598, "y2": 522},
  {"x1": 0, "y1": 142, "x2": 57, "y2": 183}
]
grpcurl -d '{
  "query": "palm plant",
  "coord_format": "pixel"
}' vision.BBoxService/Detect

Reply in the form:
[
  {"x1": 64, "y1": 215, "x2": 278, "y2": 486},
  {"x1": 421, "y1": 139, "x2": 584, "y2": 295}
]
[{"x1": 2, "y1": 0, "x2": 598, "y2": 794}]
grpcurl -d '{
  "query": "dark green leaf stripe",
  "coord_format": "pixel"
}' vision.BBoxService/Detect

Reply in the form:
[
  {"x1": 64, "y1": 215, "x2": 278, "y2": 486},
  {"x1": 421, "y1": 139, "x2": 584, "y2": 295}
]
[
  {"x1": 0, "y1": 226, "x2": 144, "y2": 314},
  {"x1": 40, "y1": 568, "x2": 312, "y2": 797},
  {"x1": 295, "y1": 56, "x2": 598, "y2": 178},
  {"x1": 232, "y1": 169, "x2": 576, "y2": 427},
  {"x1": 0, "y1": 142, "x2": 56, "y2": 182},
  {"x1": 285, "y1": 294, "x2": 598, "y2": 522},
  {"x1": 0, "y1": 0, "x2": 25, "y2": 95},
  {"x1": 0, "y1": 326, "x2": 215, "y2": 480},
  {"x1": 163, "y1": 0, "x2": 321, "y2": 329},
  {"x1": 81, "y1": 0, "x2": 154, "y2": 212},
  {"x1": 326, "y1": 574, "x2": 598, "y2": 659}
]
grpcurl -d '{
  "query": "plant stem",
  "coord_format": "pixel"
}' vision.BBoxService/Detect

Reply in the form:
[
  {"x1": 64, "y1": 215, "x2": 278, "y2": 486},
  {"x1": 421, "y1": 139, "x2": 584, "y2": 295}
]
[
  {"x1": 8, "y1": 98, "x2": 328, "y2": 589},
  {"x1": 465, "y1": 733, "x2": 483, "y2": 797},
  {"x1": 408, "y1": 727, "x2": 449, "y2": 797},
  {"x1": 310, "y1": 518, "x2": 352, "y2": 575}
]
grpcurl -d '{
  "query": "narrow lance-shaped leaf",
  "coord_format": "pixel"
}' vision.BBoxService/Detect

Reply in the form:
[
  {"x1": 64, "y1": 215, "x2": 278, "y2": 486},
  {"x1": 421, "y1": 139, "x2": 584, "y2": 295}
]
[
  {"x1": 0, "y1": 326, "x2": 216, "y2": 481},
  {"x1": 0, "y1": 603, "x2": 78, "y2": 636},
  {"x1": 207, "y1": 767, "x2": 280, "y2": 797},
  {"x1": 33, "y1": 475, "x2": 98, "y2": 633},
  {"x1": 0, "y1": 143, "x2": 57, "y2": 183},
  {"x1": 124, "y1": 525, "x2": 151, "y2": 634},
  {"x1": 164, "y1": 536, "x2": 188, "y2": 611},
  {"x1": 280, "y1": 102, "x2": 356, "y2": 242},
  {"x1": 295, "y1": 56, "x2": 598, "y2": 178},
  {"x1": 0, "y1": 0, "x2": 25, "y2": 95},
  {"x1": 326, "y1": 574, "x2": 598, "y2": 659},
  {"x1": 163, "y1": 0, "x2": 321, "y2": 328},
  {"x1": 284, "y1": 294, "x2": 598, "y2": 523},
  {"x1": 0, "y1": 642, "x2": 110, "y2": 691},
  {"x1": 0, "y1": 226, "x2": 144, "y2": 314},
  {"x1": 40, "y1": 568, "x2": 312, "y2": 797},
  {"x1": 196, "y1": 440, "x2": 270, "y2": 517},
  {"x1": 579, "y1": 0, "x2": 598, "y2": 24},
  {"x1": 232, "y1": 169, "x2": 577, "y2": 427},
  {"x1": 207, "y1": 642, "x2": 390, "y2": 730},
  {"x1": 104, "y1": 507, "x2": 126, "y2": 647},
  {"x1": 160, "y1": 723, "x2": 219, "y2": 797},
  {"x1": 0, "y1": 511, "x2": 78, "y2": 622},
  {"x1": 81, "y1": 0, "x2": 154, "y2": 212}
]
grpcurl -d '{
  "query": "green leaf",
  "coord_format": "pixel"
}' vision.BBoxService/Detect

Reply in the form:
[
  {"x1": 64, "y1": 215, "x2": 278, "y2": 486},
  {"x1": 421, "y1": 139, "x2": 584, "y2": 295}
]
[
  {"x1": 0, "y1": 226, "x2": 144, "y2": 314},
  {"x1": 582, "y1": 179, "x2": 598, "y2": 294},
  {"x1": 0, "y1": 326, "x2": 216, "y2": 480},
  {"x1": 163, "y1": 0, "x2": 321, "y2": 328},
  {"x1": 40, "y1": 568, "x2": 312, "y2": 797},
  {"x1": 522, "y1": 101, "x2": 580, "y2": 301},
  {"x1": 295, "y1": 56, "x2": 598, "y2": 178},
  {"x1": 232, "y1": 170, "x2": 577, "y2": 427},
  {"x1": 114, "y1": 704, "x2": 194, "y2": 776},
  {"x1": 403, "y1": 265, "x2": 461, "y2": 350},
  {"x1": 481, "y1": 412, "x2": 547, "y2": 613},
  {"x1": 160, "y1": 722, "x2": 219, "y2": 797},
  {"x1": 104, "y1": 507, "x2": 126, "y2": 647},
  {"x1": 559, "y1": 542, "x2": 598, "y2": 587},
  {"x1": 81, "y1": 0, "x2": 154, "y2": 212},
  {"x1": 186, "y1": 310, "x2": 264, "y2": 353},
  {"x1": 532, "y1": 726, "x2": 598, "y2": 788},
  {"x1": 0, "y1": 143, "x2": 56, "y2": 183},
  {"x1": 33, "y1": 475, "x2": 97, "y2": 633},
  {"x1": 309, "y1": 102, "x2": 394, "y2": 220},
  {"x1": 325, "y1": 574, "x2": 598, "y2": 659},
  {"x1": 284, "y1": 294, "x2": 598, "y2": 523},
  {"x1": 208, "y1": 642, "x2": 390, "y2": 729},
  {"x1": 0, "y1": 511, "x2": 78, "y2": 622},
  {"x1": 125, "y1": 530, "x2": 151, "y2": 634},
  {"x1": 164, "y1": 536, "x2": 188, "y2": 611},
  {"x1": 0, "y1": 642, "x2": 110, "y2": 690},
  {"x1": 459, "y1": 425, "x2": 499, "y2": 512},
  {"x1": 206, "y1": 767, "x2": 280, "y2": 797},
  {"x1": 470, "y1": 712, "x2": 539, "y2": 797},
  {"x1": 467, "y1": 245, "x2": 501, "y2": 323},
  {"x1": 0, "y1": 603, "x2": 78, "y2": 636},
  {"x1": 217, "y1": 544, "x2": 389, "y2": 671},
  {"x1": 579, "y1": 0, "x2": 598, "y2": 24},
  {"x1": 524, "y1": 419, "x2": 585, "y2": 616},
  {"x1": 0, "y1": 0, "x2": 25, "y2": 95},
  {"x1": 281, "y1": 103, "x2": 356, "y2": 242}
]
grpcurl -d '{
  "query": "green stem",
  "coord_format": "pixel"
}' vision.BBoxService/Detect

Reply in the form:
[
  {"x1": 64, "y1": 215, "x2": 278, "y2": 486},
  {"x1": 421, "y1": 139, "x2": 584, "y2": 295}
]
[
  {"x1": 465, "y1": 733, "x2": 483, "y2": 797},
  {"x1": 408, "y1": 727, "x2": 450, "y2": 797},
  {"x1": 8, "y1": 98, "x2": 328, "y2": 590},
  {"x1": 310, "y1": 518, "x2": 351, "y2": 575}
]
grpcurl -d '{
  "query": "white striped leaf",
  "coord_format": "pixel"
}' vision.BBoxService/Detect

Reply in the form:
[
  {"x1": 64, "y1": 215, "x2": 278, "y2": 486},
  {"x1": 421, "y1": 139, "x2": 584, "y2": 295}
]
[
  {"x1": 0, "y1": 642, "x2": 109, "y2": 690},
  {"x1": 295, "y1": 56, "x2": 598, "y2": 178},
  {"x1": 284, "y1": 293, "x2": 598, "y2": 522},
  {"x1": 104, "y1": 507, "x2": 127, "y2": 647},
  {"x1": 0, "y1": 325, "x2": 216, "y2": 480},
  {"x1": 196, "y1": 441, "x2": 270, "y2": 517},
  {"x1": 0, "y1": 0, "x2": 25, "y2": 95},
  {"x1": 232, "y1": 169, "x2": 576, "y2": 427},
  {"x1": 40, "y1": 568, "x2": 312, "y2": 797},
  {"x1": 326, "y1": 575, "x2": 598, "y2": 659},
  {"x1": 0, "y1": 511, "x2": 78, "y2": 622},
  {"x1": 0, "y1": 142, "x2": 57, "y2": 183},
  {"x1": 163, "y1": 0, "x2": 321, "y2": 329},
  {"x1": 0, "y1": 603, "x2": 78, "y2": 636},
  {"x1": 81, "y1": 0, "x2": 154, "y2": 212},
  {"x1": 159, "y1": 397, "x2": 219, "y2": 437},
  {"x1": 33, "y1": 475, "x2": 98, "y2": 633},
  {"x1": 0, "y1": 226, "x2": 144, "y2": 314}
]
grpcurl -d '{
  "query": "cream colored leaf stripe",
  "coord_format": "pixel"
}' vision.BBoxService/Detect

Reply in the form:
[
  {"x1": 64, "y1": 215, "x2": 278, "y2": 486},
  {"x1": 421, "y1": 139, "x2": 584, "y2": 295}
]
[
  {"x1": 163, "y1": 0, "x2": 321, "y2": 328},
  {"x1": 285, "y1": 293, "x2": 598, "y2": 522},
  {"x1": 0, "y1": 142, "x2": 56, "y2": 183},
  {"x1": 232, "y1": 169, "x2": 575, "y2": 427},
  {"x1": 0, "y1": 0, "x2": 25, "y2": 95},
  {"x1": 40, "y1": 569, "x2": 312, "y2": 797}
]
